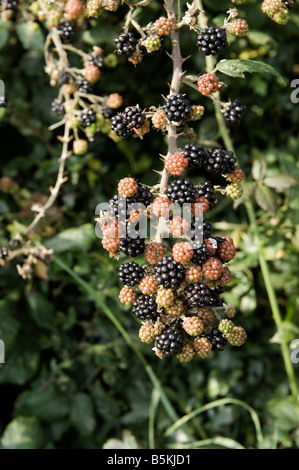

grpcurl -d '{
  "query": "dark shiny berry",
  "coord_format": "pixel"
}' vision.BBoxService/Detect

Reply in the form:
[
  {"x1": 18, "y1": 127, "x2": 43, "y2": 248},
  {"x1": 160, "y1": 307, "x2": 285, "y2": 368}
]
[
  {"x1": 57, "y1": 22, "x2": 76, "y2": 44},
  {"x1": 76, "y1": 77, "x2": 94, "y2": 94},
  {"x1": 197, "y1": 27, "x2": 228, "y2": 56},
  {"x1": 205, "y1": 328, "x2": 227, "y2": 351},
  {"x1": 196, "y1": 181, "x2": 217, "y2": 208},
  {"x1": 51, "y1": 99, "x2": 65, "y2": 116},
  {"x1": 223, "y1": 99, "x2": 246, "y2": 125},
  {"x1": 184, "y1": 143, "x2": 208, "y2": 169},
  {"x1": 119, "y1": 236, "x2": 145, "y2": 257},
  {"x1": 115, "y1": 32, "x2": 138, "y2": 57},
  {"x1": 111, "y1": 113, "x2": 132, "y2": 138},
  {"x1": 184, "y1": 282, "x2": 221, "y2": 308},
  {"x1": 155, "y1": 327, "x2": 183, "y2": 356},
  {"x1": 163, "y1": 93, "x2": 191, "y2": 126},
  {"x1": 123, "y1": 105, "x2": 145, "y2": 130},
  {"x1": 80, "y1": 109, "x2": 96, "y2": 128},
  {"x1": 203, "y1": 149, "x2": 236, "y2": 175},
  {"x1": 133, "y1": 294, "x2": 157, "y2": 320},
  {"x1": 118, "y1": 261, "x2": 145, "y2": 286},
  {"x1": 167, "y1": 179, "x2": 196, "y2": 205},
  {"x1": 154, "y1": 256, "x2": 186, "y2": 289}
]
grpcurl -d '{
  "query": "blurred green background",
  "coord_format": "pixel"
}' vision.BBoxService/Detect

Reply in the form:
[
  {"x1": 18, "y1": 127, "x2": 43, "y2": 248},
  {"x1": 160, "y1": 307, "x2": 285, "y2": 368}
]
[{"x1": 0, "y1": 0, "x2": 299, "y2": 449}]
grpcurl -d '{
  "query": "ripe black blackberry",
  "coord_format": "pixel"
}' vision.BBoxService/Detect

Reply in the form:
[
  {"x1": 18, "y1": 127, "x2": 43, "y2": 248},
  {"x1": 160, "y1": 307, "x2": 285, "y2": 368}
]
[
  {"x1": 132, "y1": 185, "x2": 153, "y2": 207},
  {"x1": 191, "y1": 244, "x2": 211, "y2": 266},
  {"x1": 196, "y1": 181, "x2": 217, "y2": 208},
  {"x1": 203, "y1": 148, "x2": 236, "y2": 175},
  {"x1": 109, "y1": 195, "x2": 134, "y2": 221},
  {"x1": 0, "y1": 96, "x2": 7, "y2": 108},
  {"x1": 115, "y1": 31, "x2": 138, "y2": 57},
  {"x1": 101, "y1": 106, "x2": 115, "y2": 119},
  {"x1": 154, "y1": 256, "x2": 186, "y2": 289},
  {"x1": 167, "y1": 179, "x2": 196, "y2": 205},
  {"x1": 155, "y1": 326, "x2": 183, "y2": 357},
  {"x1": 123, "y1": 105, "x2": 145, "y2": 130},
  {"x1": 133, "y1": 294, "x2": 157, "y2": 320},
  {"x1": 76, "y1": 77, "x2": 94, "y2": 94},
  {"x1": 1, "y1": 0, "x2": 18, "y2": 10},
  {"x1": 184, "y1": 282, "x2": 220, "y2": 308},
  {"x1": 205, "y1": 328, "x2": 227, "y2": 351},
  {"x1": 119, "y1": 236, "x2": 145, "y2": 257},
  {"x1": 282, "y1": 0, "x2": 295, "y2": 8},
  {"x1": 183, "y1": 143, "x2": 208, "y2": 170},
  {"x1": 191, "y1": 217, "x2": 212, "y2": 242},
  {"x1": 197, "y1": 26, "x2": 228, "y2": 56},
  {"x1": 118, "y1": 261, "x2": 144, "y2": 286},
  {"x1": 51, "y1": 99, "x2": 65, "y2": 116},
  {"x1": 58, "y1": 71, "x2": 71, "y2": 85},
  {"x1": 163, "y1": 93, "x2": 191, "y2": 126},
  {"x1": 89, "y1": 53, "x2": 106, "y2": 71},
  {"x1": 80, "y1": 109, "x2": 96, "y2": 128},
  {"x1": 57, "y1": 22, "x2": 76, "y2": 44},
  {"x1": 223, "y1": 99, "x2": 246, "y2": 125},
  {"x1": 111, "y1": 113, "x2": 131, "y2": 138}
]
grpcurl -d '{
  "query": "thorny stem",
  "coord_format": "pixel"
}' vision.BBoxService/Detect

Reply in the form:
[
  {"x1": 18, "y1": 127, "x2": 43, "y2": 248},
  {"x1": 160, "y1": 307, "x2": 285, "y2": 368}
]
[{"x1": 195, "y1": 0, "x2": 299, "y2": 410}]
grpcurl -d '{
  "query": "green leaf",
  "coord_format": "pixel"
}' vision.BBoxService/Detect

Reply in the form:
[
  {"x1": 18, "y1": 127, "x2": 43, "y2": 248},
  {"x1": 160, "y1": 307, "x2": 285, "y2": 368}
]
[
  {"x1": 45, "y1": 223, "x2": 96, "y2": 252},
  {"x1": 255, "y1": 185, "x2": 277, "y2": 215},
  {"x1": 1, "y1": 417, "x2": 43, "y2": 449},
  {"x1": 16, "y1": 22, "x2": 44, "y2": 51},
  {"x1": 267, "y1": 397, "x2": 299, "y2": 431},
  {"x1": 264, "y1": 174, "x2": 298, "y2": 190},
  {"x1": 0, "y1": 300, "x2": 20, "y2": 351},
  {"x1": 0, "y1": 21, "x2": 11, "y2": 49},
  {"x1": 269, "y1": 321, "x2": 299, "y2": 344},
  {"x1": 70, "y1": 393, "x2": 96, "y2": 437},
  {"x1": 0, "y1": 338, "x2": 39, "y2": 385},
  {"x1": 16, "y1": 386, "x2": 70, "y2": 422},
  {"x1": 215, "y1": 59, "x2": 287, "y2": 85},
  {"x1": 25, "y1": 290, "x2": 55, "y2": 330},
  {"x1": 252, "y1": 159, "x2": 267, "y2": 181}
]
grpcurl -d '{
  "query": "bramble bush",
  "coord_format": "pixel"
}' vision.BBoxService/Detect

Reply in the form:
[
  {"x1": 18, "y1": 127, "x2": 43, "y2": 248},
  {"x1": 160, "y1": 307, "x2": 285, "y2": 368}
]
[{"x1": 0, "y1": 0, "x2": 299, "y2": 450}]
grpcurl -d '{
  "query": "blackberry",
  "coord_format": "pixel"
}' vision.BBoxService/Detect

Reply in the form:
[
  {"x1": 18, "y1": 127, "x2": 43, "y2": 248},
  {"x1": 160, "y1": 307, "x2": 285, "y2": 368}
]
[
  {"x1": 205, "y1": 328, "x2": 227, "y2": 351},
  {"x1": 80, "y1": 109, "x2": 96, "y2": 128},
  {"x1": 133, "y1": 294, "x2": 157, "y2": 320},
  {"x1": 154, "y1": 256, "x2": 186, "y2": 289},
  {"x1": 118, "y1": 261, "x2": 145, "y2": 286},
  {"x1": 184, "y1": 282, "x2": 220, "y2": 308},
  {"x1": 1, "y1": 0, "x2": 18, "y2": 10},
  {"x1": 163, "y1": 93, "x2": 191, "y2": 126},
  {"x1": 132, "y1": 185, "x2": 153, "y2": 207},
  {"x1": 196, "y1": 181, "x2": 217, "y2": 208},
  {"x1": 155, "y1": 327, "x2": 183, "y2": 356},
  {"x1": 51, "y1": 99, "x2": 65, "y2": 116},
  {"x1": 119, "y1": 236, "x2": 145, "y2": 257},
  {"x1": 123, "y1": 105, "x2": 145, "y2": 130},
  {"x1": 57, "y1": 22, "x2": 76, "y2": 44},
  {"x1": 223, "y1": 99, "x2": 246, "y2": 125},
  {"x1": 101, "y1": 106, "x2": 115, "y2": 119},
  {"x1": 203, "y1": 148, "x2": 236, "y2": 175},
  {"x1": 0, "y1": 96, "x2": 7, "y2": 108},
  {"x1": 282, "y1": 0, "x2": 295, "y2": 8},
  {"x1": 183, "y1": 143, "x2": 208, "y2": 170},
  {"x1": 58, "y1": 71, "x2": 71, "y2": 85},
  {"x1": 197, "y1": 26, "x2": 228, "y2": 56},
  {"x1": 111, "y1": 113, "x2": 132, "y2": 138},
  {"x1": 115, "y1": 32, "x2": 138, "y2": 57},
  {"x1": 191, "y1": 244, "x2": 211, "y2": 266},
  {"x1": 76, "y1": 77, "x2": 95, "y2": 94},
  {"x1": 89, "y1": 53, "x2": 106, "y2": 70},
  {"x1": 191, "y1": 217, "x2": 212, "y2": 242},
  {"x1": 109, "y1": 195, "x2": 133, "y2": 221},
  {"x1": 167, "y1": 179, "x2": 196, "y2": 205}
]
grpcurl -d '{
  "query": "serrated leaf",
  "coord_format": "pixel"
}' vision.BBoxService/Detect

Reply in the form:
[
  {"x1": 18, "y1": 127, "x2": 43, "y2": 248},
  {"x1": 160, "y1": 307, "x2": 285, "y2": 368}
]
[
  {"x1": 216, "y1": 59, "x2": 287, "y2": 85},
  {"x1": 16, "y1": 386, "x2": 70, "y2": 422},
  {"x1": 255, "y1": 185, "x2": 277, "y2": 215},
  {"x1": 1, "y1": 417, "x2": 43, "y2": 449},
  {"x1": 269, "y1": 321, "x2": 299, "y2": 344},
  {"x1": 264, "y1": 174, "x2": 298, "y2": 190},
  {"x1": 44, "y1": 223, "x2": 96, "y2": 252},
  {"x1": 70, "y1": 393, "x2": 96, "y2": 437},
  {"x1": 252, "y1": 159, "x2": 267, "y2": 181}
]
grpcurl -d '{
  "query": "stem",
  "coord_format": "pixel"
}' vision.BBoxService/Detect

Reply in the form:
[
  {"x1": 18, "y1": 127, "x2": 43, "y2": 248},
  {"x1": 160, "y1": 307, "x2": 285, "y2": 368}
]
[{"x1": 195, "y1": 0, "x2": 299, "y2": 410}]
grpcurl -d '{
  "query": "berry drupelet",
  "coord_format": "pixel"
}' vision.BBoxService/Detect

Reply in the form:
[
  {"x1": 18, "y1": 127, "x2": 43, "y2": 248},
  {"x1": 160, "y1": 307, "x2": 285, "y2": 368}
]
[
  {"x1": 197, "y1": 26, "x2": 228, "y2": 56},
  {"x1": 163, "y1": 93, "x2": 191, "y2": 126},
  {"x1": 118, "y1": 261, "x2": 144, "y2": 286}
]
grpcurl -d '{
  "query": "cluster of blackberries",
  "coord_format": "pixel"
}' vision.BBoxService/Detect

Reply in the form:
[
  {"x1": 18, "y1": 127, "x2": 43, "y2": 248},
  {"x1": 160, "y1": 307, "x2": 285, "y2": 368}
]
[
  {"x1": 183, "y1": 143, "x2": 237, "y2": 176},
  {"x1": 111, "y1": 104, "x2": 145, "y2": 138}
]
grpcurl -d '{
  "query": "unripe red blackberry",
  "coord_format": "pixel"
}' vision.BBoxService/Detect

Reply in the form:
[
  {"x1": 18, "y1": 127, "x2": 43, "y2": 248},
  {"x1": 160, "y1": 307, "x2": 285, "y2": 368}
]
[
  {"x1": 152, "y1": 196, "x2": 172, "y2": 217},
  {"x1": 261, "y1": 0, "x2": 290, "y2": 24},
  {"x1": 177, "y1": 344, "x2": 196, "y2": 362},
  {"x1": 65, "y1": 0, "x2": 84, "y2": 19},
  {"x1": 200, "y1": 307, "x2": 214, "y2": 327},
  {"x1": 191, "y1": 196, "x2": 209, "y2": 216},
  {"x1": 169, "y1": 216, "x2": 190, "y2": 237},
  {"x1": 119, "y1": 286, "x2": 137, "y2": 306},
  {"x1": 226, "y1": 166, "x2": 245, "y2": 184},
  {"x1": 154, "y1": 16, "x2": 174, "y2": 36},
  {"x1": 145, "y1": 242, "x2": 165, "y2": 264},
  {"x1": 202, "y1": 257, "x2": 224, "y2": 281},
  {"x1": 219, "y1": 267, "x2": 233, "y2": 286},
  {"x1": 226, "y1": 182, "x2": 243, "y2": 200},
  {"x1": 218, "y1": 319, "x2": 234, "y2": 334},
  {"x1": 197, "y1": 73, "x2": 220, "y2": 96},
  {"x1": 165, "y1": 299, "x2": 185, "y2": 317},
  {"x1": 133, "y1": 118, "x2": 150, "y2": 137},
  {"x1": 225, "y1": 304, "x2": 237, "y2": 318},
  {"x1": 217, "y1": 236, "x2": 236, "y2": 262},
  {"x1": 101, "y1": 235, "x2": 120, "y2": 254},
  {"x1": 197, "y1": 27, "x2": 228, "y2": 56},
  {"x1": 155, "y1": 327, "x2": 183, "y2": 357},
  {"x1": 193, "y1": 337, "x2": 212, "y2": 358},
  {"x1": 152, "y1": 109, "x2": 168, "y2": 131},
  {"x1": 227, "y1": 18, "x2": 249, "y2": 37},
  {"x1": 107, "y1": 93, "x2": 123, "y2": 109},
  {"x1": 185, "y1": 265, "x2": 203, "y2": 283},
  {"x1": 156, "y1": 288, "x2": 175, "y2": 308},
  {"x1": 139, "y1": 323, "x2": 155, "y2": 343},
  {"x1": 182, "y1": 316, "x2": 204, "y2": 336},
  {"x1": 118, "y1": 177, "x2": 138, "y2": 198},
  {"x1": 188, "y1": 105, "x2": 205, "y2": 121},
  {"x1": 226, "y1": 326, "x2": 247, "y2": 346},
  {"x1": 172, "y1": 242, "x2": 194, "y2": 264},
  {"x1": 165, "y1": 153, "x2": 188, "y2": 176},
  {"x1": 139, "y1": 275, "x2": 159, "y2": 295},
  {"x1": 73, "y1": 139, "x2": 88, "y2": 155},
  {"x1": 101, "y1": 219, "x2": 122, "y2": 238},
  {"x1": 84, "y1": 64, "x2": 101, "y2": 83}
]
